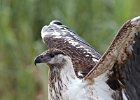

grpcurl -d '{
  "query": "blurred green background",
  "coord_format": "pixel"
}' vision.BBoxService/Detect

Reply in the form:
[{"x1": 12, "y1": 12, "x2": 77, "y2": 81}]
[{"x1": 0, "y1": 0, "x2": 140, "y2": 100}]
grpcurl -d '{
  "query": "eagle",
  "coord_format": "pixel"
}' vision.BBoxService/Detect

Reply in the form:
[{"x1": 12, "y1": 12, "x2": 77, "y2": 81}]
[{"x1": 34, "y1": 16, "x2": 140, "y2": 100}]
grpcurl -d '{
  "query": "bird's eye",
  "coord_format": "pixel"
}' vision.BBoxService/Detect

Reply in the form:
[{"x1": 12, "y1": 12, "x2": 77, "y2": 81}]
[{"x1": 49, "y1": 54, "x2": 55, "y2": 58}]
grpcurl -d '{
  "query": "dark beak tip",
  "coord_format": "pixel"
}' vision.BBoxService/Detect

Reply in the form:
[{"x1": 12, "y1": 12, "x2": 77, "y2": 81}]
[
  {"x1": 34, "y1": 56, "x2": 42, "y2": 66},
  {"x1": 34, "y1": 61, "x2": 37, "y2": 66}
]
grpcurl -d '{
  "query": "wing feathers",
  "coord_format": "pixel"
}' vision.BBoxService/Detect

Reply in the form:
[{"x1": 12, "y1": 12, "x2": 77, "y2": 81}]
[
  {"x1": 120, "y1": 32, "x2": 140, "y2": 100},
  {"x1": 84, "y1": 16, "x2": 140, "y2": 80}
]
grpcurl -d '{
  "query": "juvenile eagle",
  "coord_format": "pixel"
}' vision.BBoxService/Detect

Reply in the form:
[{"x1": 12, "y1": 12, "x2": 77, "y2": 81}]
[{"x1": 35, "y1": 16, "x2": 140, "y2": 100}]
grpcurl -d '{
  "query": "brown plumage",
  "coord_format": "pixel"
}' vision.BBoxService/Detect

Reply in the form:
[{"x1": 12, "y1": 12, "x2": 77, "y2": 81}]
[{"x1": 35, "y1": 16, "x2": 140, "y2": 100}]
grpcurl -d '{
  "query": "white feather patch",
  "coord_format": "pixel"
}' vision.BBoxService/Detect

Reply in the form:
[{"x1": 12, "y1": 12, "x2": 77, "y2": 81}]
[
  {"x1": 131, "y1": 16, "x2": 140, "y2": 25},
  {"x1": 41, "y1": 25, "x2": 62, "y2": 39}
]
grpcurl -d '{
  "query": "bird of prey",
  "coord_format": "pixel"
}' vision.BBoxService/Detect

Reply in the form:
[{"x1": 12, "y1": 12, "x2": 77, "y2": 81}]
[
  {"x1": 40, "y1": 20, "x2": 101, "y2": 78},
  {"x1": 35, "y1": 16, "x2": 140, "y2": 100}
]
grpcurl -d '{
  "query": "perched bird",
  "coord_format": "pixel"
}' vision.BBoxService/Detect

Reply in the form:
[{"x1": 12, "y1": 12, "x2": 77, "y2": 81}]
[
  {"x1": 35, "y1": 48, "x2": 114, "y2": 100},
  {"x1": 35, "y1": 16, "x2": 140, "y2": 100},
  {"x1": 41, "y1": 20, "x2": 101, "y2": 78}
]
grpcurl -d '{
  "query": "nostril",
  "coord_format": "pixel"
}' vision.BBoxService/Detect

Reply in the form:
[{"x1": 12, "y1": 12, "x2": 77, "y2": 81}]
[{"x1": 40, "y1": 55, "x2": 44, "y2": 58}]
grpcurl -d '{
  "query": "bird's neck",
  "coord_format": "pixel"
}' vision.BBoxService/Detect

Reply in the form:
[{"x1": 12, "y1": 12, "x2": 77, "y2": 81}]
[{"x1": 48, "y1": 56, "x2": 79, "y2": 100}]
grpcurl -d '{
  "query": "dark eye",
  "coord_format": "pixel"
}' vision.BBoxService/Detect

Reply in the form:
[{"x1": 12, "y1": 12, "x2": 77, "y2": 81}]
[{"x1": 49, "y1": 54, "x2": 55, "y2": 58}]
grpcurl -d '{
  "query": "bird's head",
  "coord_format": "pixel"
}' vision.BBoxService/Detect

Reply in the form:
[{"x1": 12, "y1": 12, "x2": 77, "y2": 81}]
[{"x1": 34, "y1": 49, "x2": 67, "y2": 67}]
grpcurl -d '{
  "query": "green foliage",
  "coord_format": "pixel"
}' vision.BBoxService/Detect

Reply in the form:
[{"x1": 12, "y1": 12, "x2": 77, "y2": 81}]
[{"x1": 0, "y1": 0, "x2": 140, "y2": 99}]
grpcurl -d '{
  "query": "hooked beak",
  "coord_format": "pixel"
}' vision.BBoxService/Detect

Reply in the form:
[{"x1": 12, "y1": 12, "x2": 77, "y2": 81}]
[{"x1": 34, "y1": 55, "x2": 43, "y2": 66}]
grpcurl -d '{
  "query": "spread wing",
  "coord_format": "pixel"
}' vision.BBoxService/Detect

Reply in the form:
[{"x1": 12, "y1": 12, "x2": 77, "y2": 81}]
[
  {"x1": 41, "y1": 20, "x2": 101, "y2": 78},
  {"x1": 84, "y1": 16, "x2": 140, "y2": 100}
]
